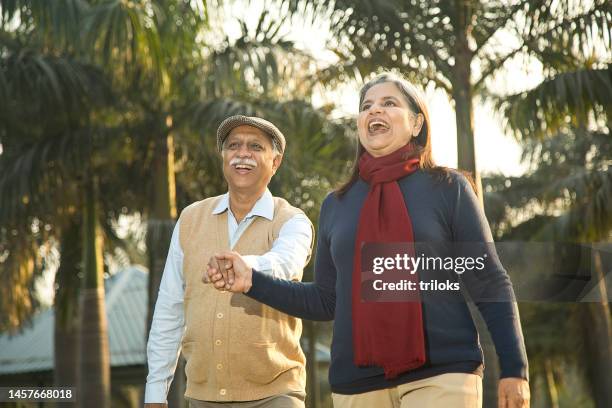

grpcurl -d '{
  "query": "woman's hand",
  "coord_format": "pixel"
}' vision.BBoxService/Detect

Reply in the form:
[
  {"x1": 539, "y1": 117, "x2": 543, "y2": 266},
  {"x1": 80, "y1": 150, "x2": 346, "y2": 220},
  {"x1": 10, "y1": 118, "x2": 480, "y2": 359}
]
[
  {"x1": 498, "y1": 378, "x2": 530, "y2": 408},
  {"x1": 207, "y1": 251, "x2": 252, "y2": 293},
  {"x1": 203, "y1": 255, "x2": 233, "y2": 289}
]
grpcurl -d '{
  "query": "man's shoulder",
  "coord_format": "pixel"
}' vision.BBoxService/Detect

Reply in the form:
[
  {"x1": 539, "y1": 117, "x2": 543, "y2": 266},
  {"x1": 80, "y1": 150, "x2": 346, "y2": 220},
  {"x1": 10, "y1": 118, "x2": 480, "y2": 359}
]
[
  {"x1": 176, "y1": 196, "x2": 225, "y2": 246},
  {"x1": 179, "y1": 195, "x2": 225, "y2": 220},
  {"x1": 271, "y1": 195, "x2": 299, "y2": 213},
  {"x1": 270, "y1": 196, "x2": 311, "y2": 223}
]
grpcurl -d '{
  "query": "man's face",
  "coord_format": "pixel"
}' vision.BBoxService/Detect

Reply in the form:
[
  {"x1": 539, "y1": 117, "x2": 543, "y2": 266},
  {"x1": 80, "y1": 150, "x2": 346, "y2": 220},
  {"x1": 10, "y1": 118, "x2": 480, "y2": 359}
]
[{"x1": 221, "y1": 125, "x2": 282, "y2": 195}]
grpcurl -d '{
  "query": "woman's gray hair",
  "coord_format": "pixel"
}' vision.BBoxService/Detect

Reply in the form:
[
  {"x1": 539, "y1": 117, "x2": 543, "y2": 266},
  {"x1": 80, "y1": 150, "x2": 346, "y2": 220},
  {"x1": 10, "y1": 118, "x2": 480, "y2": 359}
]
[{"x1": 359, "y1": 72, "x2": 423, "y2": 115}]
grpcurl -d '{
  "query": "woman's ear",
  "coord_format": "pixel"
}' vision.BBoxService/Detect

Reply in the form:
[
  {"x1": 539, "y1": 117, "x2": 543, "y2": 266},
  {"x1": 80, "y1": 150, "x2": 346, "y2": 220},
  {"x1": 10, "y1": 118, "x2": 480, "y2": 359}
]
[{"x1": 413, "y1": 113, "x2": 424, "y2": 137}]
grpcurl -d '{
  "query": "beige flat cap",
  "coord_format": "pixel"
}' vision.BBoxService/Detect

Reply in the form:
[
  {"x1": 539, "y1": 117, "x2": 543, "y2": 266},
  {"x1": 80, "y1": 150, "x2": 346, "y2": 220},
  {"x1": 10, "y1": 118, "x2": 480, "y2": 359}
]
[{"x1": 216, "y1": 115, "x2": 286, "y2": 153}]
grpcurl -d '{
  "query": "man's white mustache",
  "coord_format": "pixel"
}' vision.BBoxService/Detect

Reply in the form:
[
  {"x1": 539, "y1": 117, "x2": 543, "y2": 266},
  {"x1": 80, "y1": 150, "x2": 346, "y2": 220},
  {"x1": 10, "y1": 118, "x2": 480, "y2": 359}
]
[{"x1": 229, "y1": 158, "x2": 257, "y2": 167}]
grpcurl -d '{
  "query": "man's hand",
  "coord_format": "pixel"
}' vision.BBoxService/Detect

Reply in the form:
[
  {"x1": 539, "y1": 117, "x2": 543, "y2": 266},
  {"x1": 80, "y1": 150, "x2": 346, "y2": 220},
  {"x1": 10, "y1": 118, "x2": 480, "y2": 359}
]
[
  {"x1": 208, "y1": 251, "x2": 253, "y2": 293},
  {"x1": 203, "y1": 255, "x2": 233, "y2": 289},
  {"x1": 498, "y1": 378, "x2": 530, "y2": 408},
  {"x1": 144, "y1": 404, "x2": 167, "y2": 408}
]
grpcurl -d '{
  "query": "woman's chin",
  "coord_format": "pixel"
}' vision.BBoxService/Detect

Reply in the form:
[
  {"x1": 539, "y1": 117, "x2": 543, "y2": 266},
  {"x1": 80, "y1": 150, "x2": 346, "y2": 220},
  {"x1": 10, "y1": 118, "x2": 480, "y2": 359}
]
[
  {"x1": 363, "y1": 141, "x2": 401, "y2": 156},
  {"x1": 362, "y1": 139, "x2": 391, "y2": 152}
]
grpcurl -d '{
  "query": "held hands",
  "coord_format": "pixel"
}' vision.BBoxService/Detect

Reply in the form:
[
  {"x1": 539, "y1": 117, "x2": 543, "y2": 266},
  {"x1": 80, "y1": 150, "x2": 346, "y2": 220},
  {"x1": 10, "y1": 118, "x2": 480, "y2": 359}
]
[
  {"x1": 204, "y1": 251, "x2": 253, "y2": 293},
  {"x1": 498, "y1": 378, "x2": 530, "y2": 408},
  {"x1": 203, "y1": 255, "x2": 233, "y2": 289}
]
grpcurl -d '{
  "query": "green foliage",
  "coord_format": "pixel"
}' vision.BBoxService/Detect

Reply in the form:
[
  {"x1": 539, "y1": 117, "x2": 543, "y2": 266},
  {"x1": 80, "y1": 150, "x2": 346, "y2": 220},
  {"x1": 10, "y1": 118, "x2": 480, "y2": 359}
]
[
  {"x1": 484, "y1": 49, "x2": 611, "y2": 408},
  {"x1": 283, "y1": 0, "x2": 612, "y2": 93},
  {"x1": 485, "y1": 116, "x2": 612, "y2": 242},
  {"x1": 498, "y1": 67, "x2": 612, "y2": 140},
  {"x1": 0, "y1": 1, "x2": 354, "y2": 331}
]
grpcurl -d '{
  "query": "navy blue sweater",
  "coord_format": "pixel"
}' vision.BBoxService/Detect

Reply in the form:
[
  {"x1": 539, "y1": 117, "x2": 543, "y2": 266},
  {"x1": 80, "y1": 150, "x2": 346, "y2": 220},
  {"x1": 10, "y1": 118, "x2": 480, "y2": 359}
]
[{"x1": 248, "y1": 170, "x2": 528, "y2": 394}]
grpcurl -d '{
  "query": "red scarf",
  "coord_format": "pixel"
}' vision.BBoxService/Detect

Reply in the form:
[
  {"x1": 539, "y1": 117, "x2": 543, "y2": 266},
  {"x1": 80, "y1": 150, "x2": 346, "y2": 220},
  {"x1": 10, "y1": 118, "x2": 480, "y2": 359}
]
[{"x1": 352, "y1": 143, "x2": 427, "y2": 379}]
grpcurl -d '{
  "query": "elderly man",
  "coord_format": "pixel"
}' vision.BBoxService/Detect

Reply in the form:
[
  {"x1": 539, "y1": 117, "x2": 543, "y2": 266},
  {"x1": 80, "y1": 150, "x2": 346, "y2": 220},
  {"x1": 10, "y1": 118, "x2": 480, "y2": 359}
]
[{"x1": 145, "y1": 115, "x2": 313, "y2": 408}]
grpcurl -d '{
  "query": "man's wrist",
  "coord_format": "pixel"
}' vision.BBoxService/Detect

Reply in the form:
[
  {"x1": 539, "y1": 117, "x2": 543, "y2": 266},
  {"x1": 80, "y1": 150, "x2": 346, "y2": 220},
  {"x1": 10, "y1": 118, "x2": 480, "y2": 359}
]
[
  {"x1": 242, "y1": 268, "x2": 254, "y2": 293},
  {"x1": 144, "y1": 381, "x2": 168, "y2": 404}
]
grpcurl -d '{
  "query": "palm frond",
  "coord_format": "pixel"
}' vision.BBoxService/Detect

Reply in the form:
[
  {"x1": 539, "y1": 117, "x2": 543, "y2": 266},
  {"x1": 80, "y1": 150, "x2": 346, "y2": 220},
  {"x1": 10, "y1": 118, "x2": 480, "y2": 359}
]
[
  {"x1": 0, "y1": 0, "x2": 87, "y2": 49},
  {"x1": 0, "y1": 223, "x2": 44, "y2": 332},
  {"x1": 521, "y1": 0, "x2": 612, "y2": 57},
  {"x1": 0, "y1": 125, "x2": 127, "y2": 225},
  {"x1": 202, "y1": 9, "x2": 315, "y2": 100},
  {"x1": 486, "y1": 128, "x2": 612, "y2": 242},
  {"x1": 0, "y1": 47, "x2": 111, "y2": 134},
  {"x1": 497, "y1": 66, "x2": 612, "y2": 140},
  {"x1": 83, "y1": 0, "x2": 166, "y2": 86}
]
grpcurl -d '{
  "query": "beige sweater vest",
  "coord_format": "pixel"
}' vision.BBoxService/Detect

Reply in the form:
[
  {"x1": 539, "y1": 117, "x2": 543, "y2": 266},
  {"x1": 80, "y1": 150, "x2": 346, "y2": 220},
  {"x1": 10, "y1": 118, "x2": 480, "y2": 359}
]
[{"x1": 178, "y1": 195, "x2": 311, "y2": 402}]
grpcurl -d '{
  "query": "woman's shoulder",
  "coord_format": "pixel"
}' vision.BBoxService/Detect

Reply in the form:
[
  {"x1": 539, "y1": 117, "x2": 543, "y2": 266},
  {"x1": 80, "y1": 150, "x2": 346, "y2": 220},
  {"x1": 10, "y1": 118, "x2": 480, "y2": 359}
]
[
  {"x1": 329, "y1": 179, "x2": 368, "y2": 201},
  {"x1": 415, "y1": 167, "x2": 476, "y2": 194},
  {"x1": 317, "y1": 190, "x2": 351, "y2": 234},
  {"x1": 319, "y1": 191, "x2": 341, "y2": 220},
  {"x1": 321, "y1": 191, "x2": 337, "y2": 208},
  {"x1": 321, "y1": 180, "x2": 369, "y2": 215}
]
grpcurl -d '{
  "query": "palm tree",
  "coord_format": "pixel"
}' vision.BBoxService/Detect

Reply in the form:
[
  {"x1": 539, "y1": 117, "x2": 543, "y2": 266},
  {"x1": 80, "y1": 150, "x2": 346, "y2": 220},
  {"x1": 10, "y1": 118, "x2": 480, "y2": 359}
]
[
  {"x1": 486, "y1": 50, "x2": 612, "y2": 405},
  {"x1": 484, "y1": 131, "x2": 612, "y2": 407},
  {"x1": 1, "y1": 1, "x2": 168, "y2": 406}
]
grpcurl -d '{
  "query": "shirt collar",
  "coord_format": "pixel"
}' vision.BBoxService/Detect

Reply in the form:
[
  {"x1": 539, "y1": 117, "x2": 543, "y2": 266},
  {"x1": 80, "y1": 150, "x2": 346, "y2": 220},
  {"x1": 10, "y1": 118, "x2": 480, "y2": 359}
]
[{"x1": 212, "y1": 188, "x2": 274, "y2": 221}]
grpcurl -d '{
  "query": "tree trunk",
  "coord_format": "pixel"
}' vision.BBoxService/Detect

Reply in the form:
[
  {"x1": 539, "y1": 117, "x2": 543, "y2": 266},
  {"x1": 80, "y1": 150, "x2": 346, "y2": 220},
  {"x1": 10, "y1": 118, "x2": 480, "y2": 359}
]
[
  {"x1": 78, "y1": 176, "x2": 110, "y2": 408},
  {"x1": 452, "y1": 4, "x2": 494, "y2": 406},
  {"x1": 146, "y1": 128, "x2": 180, "y2": 405},
  {"x1": 54, "y1": 216, "x2": 81, "y2": 408},
  {"x1": 580, "y1": 249, "x2": 612, "y2": 407},
  {"x1": 147, "y1": 131, "x2": 178, "y2": 335},
  {"x1": 544, "y1": 359, "x2": 559, "y2": 408},
  {"x1": 452, "y1": 3, "x2": 483, "y2": 203},
  {"x1": 305, "y1": 320, "x2": 320, "y2": 408}
]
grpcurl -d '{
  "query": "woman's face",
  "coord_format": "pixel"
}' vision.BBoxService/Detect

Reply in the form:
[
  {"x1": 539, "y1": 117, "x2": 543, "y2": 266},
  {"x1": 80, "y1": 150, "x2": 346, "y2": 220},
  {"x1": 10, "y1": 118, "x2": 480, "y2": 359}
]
[{"x1": 357, "y1": 82, "x2": 423, "y2": 157}]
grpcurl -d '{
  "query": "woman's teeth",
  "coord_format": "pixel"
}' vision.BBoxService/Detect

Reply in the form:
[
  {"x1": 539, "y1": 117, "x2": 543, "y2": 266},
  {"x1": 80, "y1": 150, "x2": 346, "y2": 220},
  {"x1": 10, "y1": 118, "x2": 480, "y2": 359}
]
[{"x1": 368, "y1": 120, "x2": 389, "y2": 132}]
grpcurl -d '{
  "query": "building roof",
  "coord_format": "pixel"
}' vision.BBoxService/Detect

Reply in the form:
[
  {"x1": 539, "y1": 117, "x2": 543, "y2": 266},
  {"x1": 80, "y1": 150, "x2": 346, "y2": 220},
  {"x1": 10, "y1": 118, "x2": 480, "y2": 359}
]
[
  {"x1": 0, "y1": 266, "x2": 330, "y2": 376},
  {"x1": 0, "y1": 266, "x2": 148, "y2": 375}
]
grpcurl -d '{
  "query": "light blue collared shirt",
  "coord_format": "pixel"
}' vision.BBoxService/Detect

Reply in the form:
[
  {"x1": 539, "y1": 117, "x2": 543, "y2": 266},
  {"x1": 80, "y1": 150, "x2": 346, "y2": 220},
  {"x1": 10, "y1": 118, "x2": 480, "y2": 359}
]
[{"x1": 144, "y1": 189, "x2": 313, "y2": 403}]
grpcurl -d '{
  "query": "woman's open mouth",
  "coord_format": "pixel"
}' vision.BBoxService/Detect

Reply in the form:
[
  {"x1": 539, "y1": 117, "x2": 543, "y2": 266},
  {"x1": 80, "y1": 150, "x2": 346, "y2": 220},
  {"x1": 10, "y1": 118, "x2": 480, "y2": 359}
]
[{"x1": 367, "y1": 119, "x2": 390, "y2": 135}]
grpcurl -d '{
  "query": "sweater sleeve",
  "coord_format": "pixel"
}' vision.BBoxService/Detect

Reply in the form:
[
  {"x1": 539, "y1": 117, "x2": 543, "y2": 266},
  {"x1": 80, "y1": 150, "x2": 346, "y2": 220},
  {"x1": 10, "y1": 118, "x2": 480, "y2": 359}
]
[
  {"x1": 246, "y1": 195, "x2": 337, "y2": 321},
  {"x1": 451, "y1": 174, "x2": 529, "y2": 380}
]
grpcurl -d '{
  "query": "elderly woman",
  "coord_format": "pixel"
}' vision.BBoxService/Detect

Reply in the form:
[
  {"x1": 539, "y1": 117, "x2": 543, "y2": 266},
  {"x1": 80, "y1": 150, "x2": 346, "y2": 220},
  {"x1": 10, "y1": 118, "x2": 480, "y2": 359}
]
[{"x1": 209, "y1": 72, "x2": 530, "y2": 408}]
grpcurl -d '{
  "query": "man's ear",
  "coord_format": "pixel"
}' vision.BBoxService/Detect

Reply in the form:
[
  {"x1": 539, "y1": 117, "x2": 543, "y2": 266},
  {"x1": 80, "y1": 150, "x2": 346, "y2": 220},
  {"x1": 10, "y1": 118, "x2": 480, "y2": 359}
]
[
  {"x1": 413, "y1": 113, "x2": 424, "y2": 136},
  {"x1": 272, "y1": 154, "x2": 283, "y2": 173}
]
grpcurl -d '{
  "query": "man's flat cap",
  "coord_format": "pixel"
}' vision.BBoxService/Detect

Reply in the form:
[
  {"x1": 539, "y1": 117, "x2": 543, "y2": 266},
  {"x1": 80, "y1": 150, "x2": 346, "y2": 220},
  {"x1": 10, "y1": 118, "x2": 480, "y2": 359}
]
[{"x1": 216, "y1": 115, "x2": 286, "y2": 153}]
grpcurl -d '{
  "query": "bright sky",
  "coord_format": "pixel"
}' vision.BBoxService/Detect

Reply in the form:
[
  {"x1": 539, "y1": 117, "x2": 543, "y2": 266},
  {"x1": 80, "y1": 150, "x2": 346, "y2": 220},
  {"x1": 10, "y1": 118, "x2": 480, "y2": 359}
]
[{"x1": 219, "y1": 1, "x2": 535, "y2": 176}]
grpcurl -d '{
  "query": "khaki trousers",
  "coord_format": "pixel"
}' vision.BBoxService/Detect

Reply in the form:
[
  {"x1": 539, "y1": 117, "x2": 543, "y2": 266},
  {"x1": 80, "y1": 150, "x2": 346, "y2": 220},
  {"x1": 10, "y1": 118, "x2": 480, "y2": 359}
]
[
  {"x1": 332, "y1": 373, "x2": 482, "y2": 408},
  {"x1": 188, "y1": 392, "x2": 305, "y2": 408}
]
